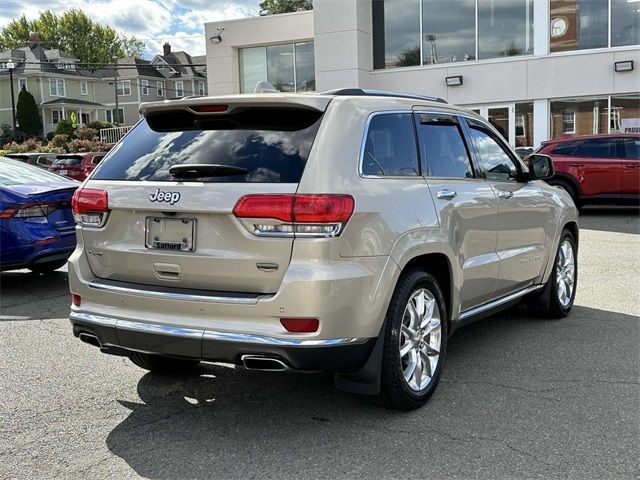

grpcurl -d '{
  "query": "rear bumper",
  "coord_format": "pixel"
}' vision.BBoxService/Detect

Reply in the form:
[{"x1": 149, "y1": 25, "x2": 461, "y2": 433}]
[{"x1": 70, "y1": 311, "x2": 376, "y2": 372}]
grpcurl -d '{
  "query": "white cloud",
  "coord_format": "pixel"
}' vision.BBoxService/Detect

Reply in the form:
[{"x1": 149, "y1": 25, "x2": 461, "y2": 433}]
[{"x1": 0, "y1": 0, "x2": 256, "y2": 56}]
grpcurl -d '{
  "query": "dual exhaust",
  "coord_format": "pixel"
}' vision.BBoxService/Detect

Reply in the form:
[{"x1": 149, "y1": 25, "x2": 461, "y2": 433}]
[{"x1": 79, "y1": 333, "x2": 290, "y2": 372}]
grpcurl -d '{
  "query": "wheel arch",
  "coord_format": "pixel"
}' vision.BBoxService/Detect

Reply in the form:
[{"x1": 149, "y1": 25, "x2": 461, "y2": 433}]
[{"x1": 549, "y1": 173, "x2": 581, "y2": 199}]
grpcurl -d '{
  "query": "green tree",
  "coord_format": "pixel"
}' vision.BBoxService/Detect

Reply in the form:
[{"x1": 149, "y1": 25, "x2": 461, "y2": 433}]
[
  {"x1": 15, "y1": 87, "x2": 42, "y2": 137},
  {"x1": 259, "y1": 0, "x2": 313, "y2": 14},
  {"x1": 396, "y1": 46, "x2": 421, "y2": 67},
  {"x1": 0, "y1": 9, "x2": 144, "y2": 68}
]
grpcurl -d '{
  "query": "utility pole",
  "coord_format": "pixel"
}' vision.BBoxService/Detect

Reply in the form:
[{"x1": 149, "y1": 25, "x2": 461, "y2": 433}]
[
  {"x1": 7, "y1": 60, "x2": 17, "y2": 135},
  {"x1": 112, "y1": 56, "x2": 119, "y2": 126}
]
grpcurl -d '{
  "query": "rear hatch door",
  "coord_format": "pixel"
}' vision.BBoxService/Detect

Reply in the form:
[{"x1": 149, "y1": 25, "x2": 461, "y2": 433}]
[{"x1": 81, "y1": 99, "x2": 328, "y2": 293}]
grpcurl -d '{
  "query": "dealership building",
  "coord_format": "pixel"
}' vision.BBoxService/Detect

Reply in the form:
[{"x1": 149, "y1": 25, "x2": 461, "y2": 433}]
[{"x1": 205, "y1": 0, "x2": 640, "y2": 148}]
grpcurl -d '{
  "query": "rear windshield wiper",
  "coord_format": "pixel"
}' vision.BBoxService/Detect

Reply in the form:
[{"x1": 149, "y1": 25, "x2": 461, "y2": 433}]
[{"x1": 168, "y1": 164, "x2": 249, "y2": 178}]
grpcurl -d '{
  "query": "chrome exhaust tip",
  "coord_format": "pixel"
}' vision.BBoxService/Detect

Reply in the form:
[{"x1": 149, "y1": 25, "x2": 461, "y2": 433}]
[
  {"x1": 78, "y1": 332, "x2": 101, "y2": 348},
  {"x1": 241, "y1": 355, "x2": 289, "y2": 372}
]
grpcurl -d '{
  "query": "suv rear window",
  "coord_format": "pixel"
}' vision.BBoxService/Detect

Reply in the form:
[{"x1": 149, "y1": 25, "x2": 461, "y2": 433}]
[
  {"x1": 55, "y1": 156, "x2": 83, "y2": 166},
  {"x1": 551, "y1": 141, "x2": 583, "y2": 156},
  {"x1": 92, "y1": 107, "x2": 323, "y2": 183}
]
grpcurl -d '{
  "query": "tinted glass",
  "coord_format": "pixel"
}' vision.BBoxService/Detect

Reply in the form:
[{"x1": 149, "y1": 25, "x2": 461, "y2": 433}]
[
  {"x1": 373, "y1": 0, "x2": 421, "y2": 68},
  {"x1": 266, "y1": 44, "x2": 295, "y2": 92},
  {"x1": 573, "y1": 138, "x2": 618, "y2": 158},
  {"x1": 295, "y1": 42, "x2": 315, "y2": 91},
  {"x1": 550, "y1": 0, "x2": 608, "y2": 52},
  {"x1": 478, "y1": 0, "x2": 533, "y2": 59},
  {"x1": 551, "y1": 141, "x2": 583, "y2": 156},
  {"x1": 362, "y1": 113, "x2": 419, "y2": 176},
  {"x1": 54, "y1": 157, "x2": 82, "y2": 166},
  {"x1": 92, "y1": 108, "x2": 322, "y2": 183},
  {"x1": 240, "y1": 47, "x2": 266, "y2": 94},
  {"x1": 468, "y1": 127, "x2": 517, "y2": 181},
  {"x1": 422, "y1": 0, "x2": 475, "y2": 64},
  {"x1": 623, "y1": 138, "x2": 640, "y2": 159},
  {"x1": 612, "y1": 0, "x2": 640, "y2": 47},
  {"x1": 416, "y1": 115, "x2": 474, "y2": 178},
  {"x1": 0, "y1": 158, "x2": 77, "y2": 185}
]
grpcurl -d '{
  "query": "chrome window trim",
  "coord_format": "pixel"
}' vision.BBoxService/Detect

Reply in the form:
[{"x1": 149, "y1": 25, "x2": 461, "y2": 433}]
[
  {"x1": 70, "y1": 311, "x2": 370, "y2": 347},
  {"x1": 358, "y1": 110, "x2": 422, "y2": 179}
]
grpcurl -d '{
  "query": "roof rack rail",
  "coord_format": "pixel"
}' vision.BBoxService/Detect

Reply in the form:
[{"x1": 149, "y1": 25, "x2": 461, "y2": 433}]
[{"x1": 323, "y1": 88, "x2": 447, "y2": 104}]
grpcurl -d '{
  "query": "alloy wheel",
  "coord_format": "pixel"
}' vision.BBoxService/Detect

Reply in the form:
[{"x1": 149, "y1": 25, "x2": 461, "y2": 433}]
[{"x1": 556, "y1": 240, "x2": 575, "y2": 308}]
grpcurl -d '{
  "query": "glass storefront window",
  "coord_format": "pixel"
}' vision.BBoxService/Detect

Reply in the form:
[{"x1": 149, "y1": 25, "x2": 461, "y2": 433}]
[
  {"x1": 266, "y1": 44, "x2": 295, "y2": 92},
  {"x1": 515, "y1": 102, "x2": 534, "y2": 147},
  {"x1": 422, "y1": 0, "x2": 475, "y2": 64},
  {"x1": 239, "y1": 42, "x2": 315, "y2": 93},
  {"x1": 294, "y1": 41, "x2": 315, "y2": 91},
  {"x1": 550, "y1": 97, "x2": 608, "y2": 139},
  {"x1": 610, "y1": 95, "x2": 640, "y2": 134},
  {"x1": 550, "y1": 0, "x2": 609, "y2": 52},
  {"x1": 478, "y1": 0, "x2": 534, "y2": 59},
  {"x1": 240, "y1": 47, "x2": 266, "y2": 94},
  {"x1": 612, "y1": 0, "x2": 640, "y2": 47},
  {"x1": 373, "y1": 0, "x2": 421, "y2": 68}
]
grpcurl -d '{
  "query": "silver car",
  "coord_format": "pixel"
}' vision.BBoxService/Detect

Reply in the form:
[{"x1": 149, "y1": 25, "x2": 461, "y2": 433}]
[{"x1": 68, "y1": 89, "x2": 578, "y2": 410}]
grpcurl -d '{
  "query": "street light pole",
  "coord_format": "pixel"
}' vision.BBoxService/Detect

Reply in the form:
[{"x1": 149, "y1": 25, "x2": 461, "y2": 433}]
[
  {"x1": 112, "y1": 56, "x2": 119, "y2": 127},
  {"x1": 7, "y1": 60, "x2": 17, "y2": 135}
]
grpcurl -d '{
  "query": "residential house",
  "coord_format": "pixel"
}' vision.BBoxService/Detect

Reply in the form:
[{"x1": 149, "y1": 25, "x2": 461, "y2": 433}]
[
  {"x1": 1, "y1": 37, "x2": 208, "y2": 137},
  {"x1": 0, "y1": 35, "x2": 106, "y2": 136},
  {"x1": 92, "y1": 43, "x2": 207, "y2": 127}
]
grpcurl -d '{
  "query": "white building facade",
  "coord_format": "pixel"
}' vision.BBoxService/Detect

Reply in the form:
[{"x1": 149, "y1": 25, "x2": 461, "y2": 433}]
[{"x1": 205, "y1": 0, "x2": 640, "y2": 148}]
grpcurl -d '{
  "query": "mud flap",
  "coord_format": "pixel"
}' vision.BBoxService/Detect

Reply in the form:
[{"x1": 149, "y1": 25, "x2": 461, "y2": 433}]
[{"x1": 334, "y1": 324, "x2": 385, "y2": 396}]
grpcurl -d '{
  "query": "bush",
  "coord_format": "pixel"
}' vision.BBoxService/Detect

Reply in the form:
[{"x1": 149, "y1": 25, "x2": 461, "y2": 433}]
[
  {"x1": 87, "y1": 120, "x2": 113, "y2": 131},
  {"x1": 75, "y1": 126, "x2": 98, "y2": 141},
  {"x1": 16, "y1": 88, "x2": 42, "y2": 137},
  {"x1": 2, "y1": 138, "x2": 45, "y2": 153},
  {"x1": 46, "y1": 131, "x2": 56, "y2": 141},
  {"x1": 55, "y1": 119, "x2": 75, "y2": 137},
  {"x1": 49, "y1": 134, "x2": 69, "y2": 149}
]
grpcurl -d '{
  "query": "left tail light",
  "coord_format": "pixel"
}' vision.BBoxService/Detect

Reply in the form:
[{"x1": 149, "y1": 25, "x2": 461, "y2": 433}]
[{"x1": 72, "y1": 188, "x2": 109, "y2": 227}]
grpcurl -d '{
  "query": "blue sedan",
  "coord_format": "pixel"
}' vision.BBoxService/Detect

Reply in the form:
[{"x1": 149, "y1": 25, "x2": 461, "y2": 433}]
[{"x1": 0, "y1": 157, "x2": 79, "y2": 273}]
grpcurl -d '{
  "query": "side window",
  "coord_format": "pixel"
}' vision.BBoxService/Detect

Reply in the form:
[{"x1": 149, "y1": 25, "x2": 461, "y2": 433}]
[
  {"x1": 623, "y1": 138, "x2": 640, "y2": 159},
  {"x1": 415, "y1": 114, "x2": 474, "y2": 178},
  {"x1": 551, "y1": 141, "x2": 583, "y2": 156},
  {"x1": 92, "y1": 156, "x2": 104, "y2": 165},
  {"x1": 468, "y1": 124, "x2": 518, "y2": 181},
  {"x1": 362, "y1": 113, "x2": 419, "y2": 176},
  {"x1": 573, "y1": 138, "x2": 616, "y2": 158}
]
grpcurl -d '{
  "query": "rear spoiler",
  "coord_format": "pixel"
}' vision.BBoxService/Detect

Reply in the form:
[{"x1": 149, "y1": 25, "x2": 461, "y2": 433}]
[{"x1": 140, "y1": 94, "x2": 333, "y2": 117}]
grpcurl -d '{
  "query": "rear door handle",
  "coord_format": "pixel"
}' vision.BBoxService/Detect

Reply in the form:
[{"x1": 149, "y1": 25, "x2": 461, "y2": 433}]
[
  {"x1": 569, "y1": 163, "x2": 584, "y2": 167},
  {"x1": 436, "y1": 189, "x2": 457, "y2": 200},
  {"x1": 625, "y1": 164, "x2": 640, "y2": 168},
  {"x1": 497, "y1": 190, "x2": 513, "y2": 199}
]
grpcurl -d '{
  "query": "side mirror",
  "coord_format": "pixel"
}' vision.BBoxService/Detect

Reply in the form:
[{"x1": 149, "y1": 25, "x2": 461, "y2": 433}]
[{"x1": 527, "y1": 154, "x2": 555, "y2": 180}]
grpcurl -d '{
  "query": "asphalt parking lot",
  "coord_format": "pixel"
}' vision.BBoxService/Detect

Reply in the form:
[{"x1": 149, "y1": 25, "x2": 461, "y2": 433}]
[{"x1": 1, "y1": 207, "x2": 639, "y2": 479}]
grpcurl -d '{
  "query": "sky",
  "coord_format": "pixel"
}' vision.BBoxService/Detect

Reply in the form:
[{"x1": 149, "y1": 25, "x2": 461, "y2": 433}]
[{"x1": 0, "y1": 0, "x2": 261, "y2": 57}]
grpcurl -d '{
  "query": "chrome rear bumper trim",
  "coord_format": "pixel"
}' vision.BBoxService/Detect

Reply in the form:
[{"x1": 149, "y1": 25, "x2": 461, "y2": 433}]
[
  {"x1": 87, "y1": 279, "x2": 266, "y2": 305},
  {"x1": 459, "y1": 284, "x2": 544, "y2": 321},
  {"x1": 70, "y1": 311, "x2": 369, "y2": 347}
]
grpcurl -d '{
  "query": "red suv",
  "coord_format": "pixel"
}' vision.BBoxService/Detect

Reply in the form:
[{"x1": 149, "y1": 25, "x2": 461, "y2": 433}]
[
  {"x1": 537, "y1": 134, "x2": 640, "y2": 207},
  {"x1": 48, "y1": 152, "x2": 106, "y2": 181}
]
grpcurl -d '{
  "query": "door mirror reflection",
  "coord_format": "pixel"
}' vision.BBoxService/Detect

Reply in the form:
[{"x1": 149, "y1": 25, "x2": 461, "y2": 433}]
[{"x1": 528, "y1": 154, "x2": 555, "y2": 180}]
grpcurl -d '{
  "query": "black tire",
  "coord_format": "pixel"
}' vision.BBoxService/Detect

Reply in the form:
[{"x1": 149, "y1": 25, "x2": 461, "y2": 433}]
[
  {"x1": 28, "y1": 259, "x2": 67, "y2": 274},
  {"x1": 376, "y1": 269, "x2": 448, "y2": 411},
  {"x1": 545, "y1": 229, "x2": 578, "y2": 318},
  {"x1": 129, "y1": 352, "x2": 200, "y2": 374}
]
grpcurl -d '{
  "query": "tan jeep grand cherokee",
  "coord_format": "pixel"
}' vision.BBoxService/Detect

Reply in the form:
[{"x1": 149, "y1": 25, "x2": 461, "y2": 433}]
[{"x1": 68, "y1": 89, "x2": 578, "y2": 410}]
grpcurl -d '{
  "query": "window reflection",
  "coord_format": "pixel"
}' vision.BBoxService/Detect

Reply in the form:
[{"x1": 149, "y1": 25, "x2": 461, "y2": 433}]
[
  {"x1": 478, "y1": 0, "x2": 534, "y2": 59},
  {"x1": 550, "y1": 0, "x2": 608, "y2": 52},
  {"x1": 373, "y1": 0, "x2": 421, "y2": 68},
  {"x1": 612, "y1": 0, "x2": 640, "y2": 47},
  {"x1": 469, "y1": 127, "x2": 517, "y2": 181},
  {"x1": 239, "y1": 42, "x2": 315, "y2": 93},
  {"x1": 550, "y1": 97, "x2": 608, "y2": 139},
  {"x1": 422, "y1": 0, "x2": 475, "y2": 64}
]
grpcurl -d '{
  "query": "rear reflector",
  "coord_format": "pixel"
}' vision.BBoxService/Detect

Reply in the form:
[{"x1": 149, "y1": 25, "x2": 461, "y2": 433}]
[
  {"x1": 280, "y1": 318, "x2": 319, "y2": 333},
  {"x1": 72, "y1": 294, "x2": 81, "y2": 307},
  {"x1": 233, "y1": 194, "x2": 354, "y2": 223},
  {"x1": 191, "y1": 105, "x2": 228, "y2": 113}
]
